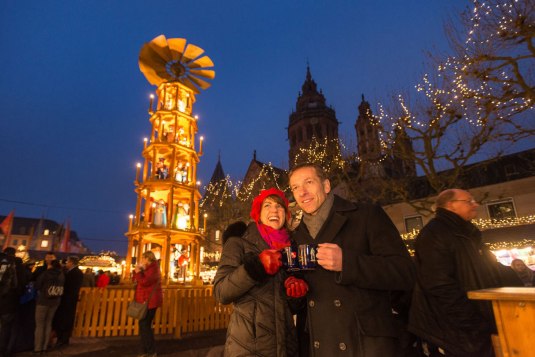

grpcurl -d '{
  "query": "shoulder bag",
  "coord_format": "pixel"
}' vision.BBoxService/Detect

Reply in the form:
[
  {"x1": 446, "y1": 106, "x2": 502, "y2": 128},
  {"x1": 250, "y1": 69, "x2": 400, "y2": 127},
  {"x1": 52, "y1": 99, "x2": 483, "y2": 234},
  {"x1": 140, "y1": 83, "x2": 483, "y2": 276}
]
[{"x1": 127, "y1": 283, "x2": 157, "y2": 320}]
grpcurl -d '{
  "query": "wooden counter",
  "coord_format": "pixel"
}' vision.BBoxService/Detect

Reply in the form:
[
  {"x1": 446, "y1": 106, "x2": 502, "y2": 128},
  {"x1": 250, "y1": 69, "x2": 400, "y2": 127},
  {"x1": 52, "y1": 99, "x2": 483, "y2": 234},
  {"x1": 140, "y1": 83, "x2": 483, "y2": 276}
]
[{"x1": 468, "y1": 287, "x2": 535, "y2": 357}]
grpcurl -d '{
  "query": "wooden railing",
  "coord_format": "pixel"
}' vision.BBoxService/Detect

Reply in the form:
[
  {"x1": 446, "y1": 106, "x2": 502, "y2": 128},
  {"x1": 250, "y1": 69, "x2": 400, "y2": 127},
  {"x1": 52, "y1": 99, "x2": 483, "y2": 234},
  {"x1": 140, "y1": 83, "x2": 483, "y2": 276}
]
[{"x1": 73, "y1": 285, "x2": 232, "y2": 338}]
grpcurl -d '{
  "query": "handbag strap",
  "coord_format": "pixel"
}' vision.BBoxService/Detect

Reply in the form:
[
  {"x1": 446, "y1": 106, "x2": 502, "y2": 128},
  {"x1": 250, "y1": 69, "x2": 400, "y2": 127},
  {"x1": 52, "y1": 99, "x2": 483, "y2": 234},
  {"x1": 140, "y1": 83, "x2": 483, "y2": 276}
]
[{"x1": 135, "y1": 275, "x2": 160, "y2": 303}]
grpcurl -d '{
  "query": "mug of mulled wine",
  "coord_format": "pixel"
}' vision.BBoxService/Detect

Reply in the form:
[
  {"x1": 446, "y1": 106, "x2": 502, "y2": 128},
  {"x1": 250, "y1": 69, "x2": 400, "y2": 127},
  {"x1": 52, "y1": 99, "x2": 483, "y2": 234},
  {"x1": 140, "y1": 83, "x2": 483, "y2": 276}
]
[
  {"x1": 298, "y1": 244, "x2": 318, "y2": 270},
  {"x1": 281, "y1": 246, "x2": 299, "y2": 271}
]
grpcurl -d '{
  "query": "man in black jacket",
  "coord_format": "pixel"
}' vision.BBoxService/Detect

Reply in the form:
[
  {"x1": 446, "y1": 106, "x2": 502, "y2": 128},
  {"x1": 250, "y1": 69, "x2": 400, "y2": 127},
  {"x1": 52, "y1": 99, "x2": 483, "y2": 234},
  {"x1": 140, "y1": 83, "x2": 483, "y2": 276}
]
[
  {"x1": 52, "y1": 256, "x2": 83, "y2": 348},
  {"x1": 408, "y1": 189, "x2": 522, "y2": 357},
  {"x1": 289, "y1": 163, "x2": 415, "y2": 357}
]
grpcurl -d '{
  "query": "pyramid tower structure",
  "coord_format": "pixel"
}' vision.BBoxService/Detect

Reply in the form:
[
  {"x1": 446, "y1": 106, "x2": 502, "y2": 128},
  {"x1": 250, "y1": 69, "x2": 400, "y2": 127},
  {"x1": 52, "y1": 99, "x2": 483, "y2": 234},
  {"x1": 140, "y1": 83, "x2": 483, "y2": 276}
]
[{"x1": 125, "y1": 35, "x2": 215, "y2": 284}]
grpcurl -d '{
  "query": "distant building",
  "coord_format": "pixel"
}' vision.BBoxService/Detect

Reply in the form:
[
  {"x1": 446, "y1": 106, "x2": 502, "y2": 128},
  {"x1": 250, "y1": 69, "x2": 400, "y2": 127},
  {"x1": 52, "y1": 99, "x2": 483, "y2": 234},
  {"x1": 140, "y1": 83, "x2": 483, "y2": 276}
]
[{"x1": 0, "y1": 216, "x2": 90, "y2": 254}]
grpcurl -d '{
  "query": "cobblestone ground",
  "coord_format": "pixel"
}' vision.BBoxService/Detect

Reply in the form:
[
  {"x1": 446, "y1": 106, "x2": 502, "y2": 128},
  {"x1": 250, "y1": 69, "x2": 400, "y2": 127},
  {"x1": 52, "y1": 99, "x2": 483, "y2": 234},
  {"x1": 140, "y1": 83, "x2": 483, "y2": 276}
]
[{"x1": 14, "y1": 330, "x2": 226, "y2": 357}]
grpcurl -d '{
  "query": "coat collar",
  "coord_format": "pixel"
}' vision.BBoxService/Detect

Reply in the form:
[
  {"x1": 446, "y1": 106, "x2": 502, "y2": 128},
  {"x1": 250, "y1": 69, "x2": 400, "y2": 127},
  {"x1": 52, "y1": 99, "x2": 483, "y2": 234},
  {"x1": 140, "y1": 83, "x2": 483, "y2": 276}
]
[{"x1": 297, "y1": 195, "x2": 359, "y2": 243}]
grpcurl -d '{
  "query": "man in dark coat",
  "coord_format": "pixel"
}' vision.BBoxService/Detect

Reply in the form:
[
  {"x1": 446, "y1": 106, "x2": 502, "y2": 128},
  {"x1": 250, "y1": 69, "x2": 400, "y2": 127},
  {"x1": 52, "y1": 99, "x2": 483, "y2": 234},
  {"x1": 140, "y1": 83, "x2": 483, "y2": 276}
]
[
  {"x1": 52, "y1": 256, "x2": 83, "y2": 348},
  {"x1": 288, "y1": 163, "x2": 415, "y2": 356},
  {"x1": 408, "y1": 189, "x2": 522, "y2": 357},
  {"x1": 0, "y1": 247, "x2": 24, "y2": 357}
]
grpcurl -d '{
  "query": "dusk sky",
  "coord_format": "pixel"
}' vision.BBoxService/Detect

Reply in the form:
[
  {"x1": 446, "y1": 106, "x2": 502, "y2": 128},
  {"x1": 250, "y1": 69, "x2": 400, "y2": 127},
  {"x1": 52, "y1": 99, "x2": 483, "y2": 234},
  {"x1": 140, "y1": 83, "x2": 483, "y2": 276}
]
[{"x1": 0, "y1": 1, "x2": 469, "y2": 254}]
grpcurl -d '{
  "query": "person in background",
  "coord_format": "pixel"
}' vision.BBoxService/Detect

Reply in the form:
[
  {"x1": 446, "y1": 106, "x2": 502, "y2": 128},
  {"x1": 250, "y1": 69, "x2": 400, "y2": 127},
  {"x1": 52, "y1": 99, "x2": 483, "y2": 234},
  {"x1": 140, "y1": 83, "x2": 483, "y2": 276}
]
[
  {"x1": 96, "y1": 270, "x2": 110, "y2": 288},
  {"x1": 110, "y1": 272, "x2": 121, "y2": 285},
  {"x1": 214, "y1": 188, "x2": 307, "y2": 357},
  {"x1": 133, "y1": 251, "x2": 163, "y2": 357},
  {"x1": 81, "y1": 268, "x2": 95, "y2": 288},
  {"x1": 34, "y1": 260, "x2": 64, "y2": 354},
  {"x1": 0, "y1": 247, "x2": 22, "y2": 357},
  {"x1": 510, "y1": 258, "x2": 535, "y2": 287},
  {"x1": 288, "y1": 163, "x2": 414, "y2": 356},
  {"x1": 53, "y1": 256, "x2": 83, "y2": 348},
  {"x1": 32, "y1": 252, "x2": 56, "y2": 281},
  {"x1": 409, "y1": 189, "x2": 522, "y2": 357}
]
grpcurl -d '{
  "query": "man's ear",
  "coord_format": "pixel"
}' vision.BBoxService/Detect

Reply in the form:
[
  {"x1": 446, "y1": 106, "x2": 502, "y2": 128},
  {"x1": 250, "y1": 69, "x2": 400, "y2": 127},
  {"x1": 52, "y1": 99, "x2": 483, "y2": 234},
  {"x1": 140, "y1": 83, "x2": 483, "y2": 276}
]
[{"x1": 323, "y1": 179, "x2": 331, "y2": 194}]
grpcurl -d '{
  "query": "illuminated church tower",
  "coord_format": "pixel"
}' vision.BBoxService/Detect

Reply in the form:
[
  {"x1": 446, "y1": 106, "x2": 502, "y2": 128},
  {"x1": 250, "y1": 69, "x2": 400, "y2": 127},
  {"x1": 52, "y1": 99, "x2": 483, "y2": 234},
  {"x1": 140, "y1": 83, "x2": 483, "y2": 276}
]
[
  {"x1": 125, "y1": 35, "x2": 215, "y2": 284},
  {"x1": 288, "y1": 65, "x2": 340, "y2": 168}
]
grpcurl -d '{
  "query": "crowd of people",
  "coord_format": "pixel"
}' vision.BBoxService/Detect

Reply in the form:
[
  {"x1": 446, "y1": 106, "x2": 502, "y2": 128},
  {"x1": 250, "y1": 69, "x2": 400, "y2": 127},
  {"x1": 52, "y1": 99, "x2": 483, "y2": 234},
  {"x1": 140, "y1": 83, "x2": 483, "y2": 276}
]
[
  {"x1": 1, "y1": 161, "x2": 531, "y2": 357},
  {"x1": 0, "y1": 252, "x2": 85, "y2": 355},
  {"x1": 214, "y1": 162, "x2": 530, "y2": 357}
]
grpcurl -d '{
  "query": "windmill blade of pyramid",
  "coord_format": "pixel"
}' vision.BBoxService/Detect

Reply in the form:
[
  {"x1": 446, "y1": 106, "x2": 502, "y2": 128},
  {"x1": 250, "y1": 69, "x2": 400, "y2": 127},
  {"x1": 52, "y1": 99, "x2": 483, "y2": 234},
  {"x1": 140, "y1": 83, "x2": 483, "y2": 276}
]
[
  {"x1": 147, "y1": 35, "x2": 172, "y2": 62},
  {"x1": 139, "y1": 45, "x2": 169, "y2": 68},
  {"x1": 187, "y1": 74, "x2": 212, "y2": 90},
  {"x1": 182, "y1": 44, "x2": 204, "y2": 63},
  {"x1": 190, "y1": 69, "x2": 215, "y2": 80},
  {"x1": 139, "y1": 61, "x2": 164, "y2": 86},
  {"x1": 167, "y1": 38, "x2": 187, "y2": 62},
  {"x1": 188, "y1": 56, "x2": 214, "y2": 69},
  {"x1": 181, "y1": 77, "x2": 201, "y2": 94}
]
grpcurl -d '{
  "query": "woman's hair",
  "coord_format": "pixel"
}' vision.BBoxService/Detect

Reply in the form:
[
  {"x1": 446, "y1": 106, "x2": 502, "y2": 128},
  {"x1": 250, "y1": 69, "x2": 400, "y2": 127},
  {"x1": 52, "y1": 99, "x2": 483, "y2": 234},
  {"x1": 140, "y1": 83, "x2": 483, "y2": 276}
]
[{"x1": 143, "y1": 250, "x2": 156, "y2": 262}]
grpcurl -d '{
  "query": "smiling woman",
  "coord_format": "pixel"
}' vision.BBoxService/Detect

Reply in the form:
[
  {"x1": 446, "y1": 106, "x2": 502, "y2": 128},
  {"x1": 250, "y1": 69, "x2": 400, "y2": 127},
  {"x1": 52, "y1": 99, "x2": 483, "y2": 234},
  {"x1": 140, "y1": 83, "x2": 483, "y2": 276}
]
[{"x1": 212, "y1": 188, "x2": 307, "y2": 357}]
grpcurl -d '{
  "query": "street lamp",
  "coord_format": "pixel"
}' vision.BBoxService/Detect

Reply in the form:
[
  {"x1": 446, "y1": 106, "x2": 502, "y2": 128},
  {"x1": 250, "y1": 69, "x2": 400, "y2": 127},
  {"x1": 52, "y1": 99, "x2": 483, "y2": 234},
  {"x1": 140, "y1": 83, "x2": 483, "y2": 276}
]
[{"x1": 203, "y1": 213, "x2": 208, "y2": 232}]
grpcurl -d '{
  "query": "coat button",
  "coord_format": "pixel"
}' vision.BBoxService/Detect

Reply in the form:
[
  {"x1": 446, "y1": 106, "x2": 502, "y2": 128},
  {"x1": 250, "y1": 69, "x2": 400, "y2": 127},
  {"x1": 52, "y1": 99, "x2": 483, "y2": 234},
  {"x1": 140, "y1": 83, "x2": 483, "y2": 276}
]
[
  {"x1": 309, "y1": 300, "x2": 315, "y2": 307},
  {"x1": 339, "y1": 342, "x2": 346, "y2": 351},
  {"x1": 314, "y1": 341, "x2": 320, "y2": 349},
  {"x1": 334, "y1": 299, "x2": 341, "y2": 307}
]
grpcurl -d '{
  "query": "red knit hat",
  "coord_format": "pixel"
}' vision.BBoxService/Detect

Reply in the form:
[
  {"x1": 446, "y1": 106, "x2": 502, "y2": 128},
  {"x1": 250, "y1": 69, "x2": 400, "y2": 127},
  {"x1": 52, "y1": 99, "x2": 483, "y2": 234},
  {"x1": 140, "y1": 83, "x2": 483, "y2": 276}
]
[{"x1": 250, "y1": 188, "x2": 290, "y2": 223}]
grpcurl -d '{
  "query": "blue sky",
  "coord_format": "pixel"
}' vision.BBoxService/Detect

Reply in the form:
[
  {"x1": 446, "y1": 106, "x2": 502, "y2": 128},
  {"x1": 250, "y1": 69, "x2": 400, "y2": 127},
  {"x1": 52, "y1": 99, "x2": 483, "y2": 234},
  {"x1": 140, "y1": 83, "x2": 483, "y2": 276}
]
[{"x1": 0, "y1": 1, "x2": 469, "y2": 254}]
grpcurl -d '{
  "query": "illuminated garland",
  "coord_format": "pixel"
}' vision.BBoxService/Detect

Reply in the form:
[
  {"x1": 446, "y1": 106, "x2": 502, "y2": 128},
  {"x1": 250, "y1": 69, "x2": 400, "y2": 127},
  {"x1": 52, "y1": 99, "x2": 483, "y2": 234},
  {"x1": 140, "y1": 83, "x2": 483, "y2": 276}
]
[{"x1": 402, "y1": 215, "x2": 535, "y2": 241}]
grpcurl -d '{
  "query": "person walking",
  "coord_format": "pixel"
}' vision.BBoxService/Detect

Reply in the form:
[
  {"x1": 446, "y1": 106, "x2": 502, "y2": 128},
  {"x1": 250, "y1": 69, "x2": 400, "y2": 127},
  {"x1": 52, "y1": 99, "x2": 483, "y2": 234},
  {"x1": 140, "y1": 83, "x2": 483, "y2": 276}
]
[
  {"x1": 34, "y1": 260, "x2": 64, "y2": 354},
  {"x1": 133, "y1": 251, "x2": 163, "y2": 357},
  {"x1": 53, "y1": 256, "x2": 83, "y2": 348},
  {"x1": 409, "y1": 189, "x2": 522, "y2": 356},
  {"x1": 288, "y1": 163, "x2": 415, "y2": 356},
  {"x1": 214, "y1": 188, "x2": 307, "y2": 357}
]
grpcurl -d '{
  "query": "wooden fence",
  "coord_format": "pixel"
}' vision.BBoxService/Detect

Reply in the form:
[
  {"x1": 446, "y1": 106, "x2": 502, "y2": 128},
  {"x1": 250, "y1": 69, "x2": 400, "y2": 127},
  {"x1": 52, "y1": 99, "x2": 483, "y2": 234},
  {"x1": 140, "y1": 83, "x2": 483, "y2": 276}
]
[{"x1": 73, "y1": 285, "x2": 232, "y2": 338}]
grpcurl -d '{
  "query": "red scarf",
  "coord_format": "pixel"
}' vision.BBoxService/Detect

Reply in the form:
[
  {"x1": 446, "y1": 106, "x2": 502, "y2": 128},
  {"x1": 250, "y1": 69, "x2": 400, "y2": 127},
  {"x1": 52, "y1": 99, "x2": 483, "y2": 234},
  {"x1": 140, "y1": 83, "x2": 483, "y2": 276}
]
[{"x1": 256, "y1": 222, "x2": 290, "y2": 250}]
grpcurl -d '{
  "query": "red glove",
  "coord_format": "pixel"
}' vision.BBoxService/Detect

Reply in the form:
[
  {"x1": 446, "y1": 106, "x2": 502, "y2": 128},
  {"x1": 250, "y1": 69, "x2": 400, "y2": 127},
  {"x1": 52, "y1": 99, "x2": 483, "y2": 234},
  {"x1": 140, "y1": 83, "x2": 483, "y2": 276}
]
[
  {"x1": 284, "y1": 276, "x2": 309, "y2": 298},
  {"x1": 259, "y1": 249, "x2": 282, "y2": 275}
]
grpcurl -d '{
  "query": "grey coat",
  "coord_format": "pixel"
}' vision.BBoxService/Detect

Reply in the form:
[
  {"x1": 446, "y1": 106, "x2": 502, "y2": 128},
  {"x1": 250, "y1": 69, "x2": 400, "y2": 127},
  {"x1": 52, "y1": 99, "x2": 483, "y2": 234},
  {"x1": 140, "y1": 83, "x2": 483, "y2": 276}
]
[
  {"x1": 214, "y1": 223, "x2": 298, "y2": 357},
  {"x1": 293, "y1": 196, "x2": 415, "y2": 356}
]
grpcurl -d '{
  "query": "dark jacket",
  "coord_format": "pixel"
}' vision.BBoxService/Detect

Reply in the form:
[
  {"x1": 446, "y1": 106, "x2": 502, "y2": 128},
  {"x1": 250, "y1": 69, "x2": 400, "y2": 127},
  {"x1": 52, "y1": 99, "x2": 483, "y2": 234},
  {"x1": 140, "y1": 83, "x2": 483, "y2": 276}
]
[
  {"x1": 292, "y1": 196, "x2": 414, "y2": 356},
  {"x1": 213, "y1": 223, "x2": 298, "y2": 357},
  {"x1": 133, "y1": 261, "x2": 163, "y2": 309},
  {"x1": 408, "y1": 208, "x2": 522, "y2": 355},
  {"x1": 35, "y1": 268, "x2": 65, "y2": 307},
  {"x1": 53, "y1": 266, "x2": 84, "y2": 332}
]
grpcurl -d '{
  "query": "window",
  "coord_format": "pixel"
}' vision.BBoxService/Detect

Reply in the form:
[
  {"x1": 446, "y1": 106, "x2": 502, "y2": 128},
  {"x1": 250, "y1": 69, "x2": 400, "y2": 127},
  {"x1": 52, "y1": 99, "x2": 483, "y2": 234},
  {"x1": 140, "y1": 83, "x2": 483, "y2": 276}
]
[
  {"x1": 404, "y1": 216, "x2": 423, "y2": 233},
  {"x1": 487, "y1": 199, "x2": 516, "y2": 220},
  {"x1": 41, "y1": 240, "x2": 49, "y2": 248}
]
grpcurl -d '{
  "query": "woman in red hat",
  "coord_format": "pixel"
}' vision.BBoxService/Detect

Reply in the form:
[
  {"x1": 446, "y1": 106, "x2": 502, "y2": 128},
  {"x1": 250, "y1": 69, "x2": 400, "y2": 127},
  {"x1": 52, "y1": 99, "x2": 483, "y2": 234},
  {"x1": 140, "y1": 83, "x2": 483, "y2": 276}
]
[{"x1": 214, "y1": 188, "x2": 308, "y2": 357}]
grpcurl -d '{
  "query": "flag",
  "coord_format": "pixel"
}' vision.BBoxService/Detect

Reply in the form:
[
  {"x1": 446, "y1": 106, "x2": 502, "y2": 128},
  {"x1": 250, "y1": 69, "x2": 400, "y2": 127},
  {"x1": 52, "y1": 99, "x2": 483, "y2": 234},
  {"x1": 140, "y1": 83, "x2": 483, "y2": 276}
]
[
  {"x1": 28, "y1": 216, "x2": 44, "y2": 250},
  {"x1": 1, "y1": 210, "x2": 15, "y2": 250},
  {"x1": 61, "y1": 220, "x2": 71, "y2": 253}
]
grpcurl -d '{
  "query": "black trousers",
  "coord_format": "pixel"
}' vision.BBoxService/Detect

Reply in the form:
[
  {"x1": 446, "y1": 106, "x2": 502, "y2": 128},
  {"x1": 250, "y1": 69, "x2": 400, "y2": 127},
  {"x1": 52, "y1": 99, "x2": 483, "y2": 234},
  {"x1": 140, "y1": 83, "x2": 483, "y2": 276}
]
[
  {"x1": 0, "y1": 313, "x2": 15, "y2": 357},
  {"x1": 138, "y1": 308, "x2": 157, "y2": 354}
]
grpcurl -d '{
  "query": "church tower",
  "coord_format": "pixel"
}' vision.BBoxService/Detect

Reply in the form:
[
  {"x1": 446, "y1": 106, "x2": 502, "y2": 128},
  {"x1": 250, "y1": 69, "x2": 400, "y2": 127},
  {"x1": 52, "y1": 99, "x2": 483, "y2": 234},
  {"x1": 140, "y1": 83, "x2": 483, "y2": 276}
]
[
  {"x1": 288, "y1": 65, "x2": 339, "y2": 168},
  {"x1": 125, "y1": 35, "x2": 215, "y2": 284},
  {"x1": 355, "y1": 95, "x2": 385, "y2": 178}
]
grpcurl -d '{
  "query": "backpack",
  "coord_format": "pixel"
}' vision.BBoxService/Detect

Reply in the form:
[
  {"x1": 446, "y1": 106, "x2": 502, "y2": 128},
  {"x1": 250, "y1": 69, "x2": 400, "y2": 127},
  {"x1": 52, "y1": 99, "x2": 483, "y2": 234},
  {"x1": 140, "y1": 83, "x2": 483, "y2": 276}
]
[
  {"x1": 0, "y1": 253, "x2": 17, "y2": 297},
  {"x1": 43, "y1": 272, "x2": 64, "y2": 298}
]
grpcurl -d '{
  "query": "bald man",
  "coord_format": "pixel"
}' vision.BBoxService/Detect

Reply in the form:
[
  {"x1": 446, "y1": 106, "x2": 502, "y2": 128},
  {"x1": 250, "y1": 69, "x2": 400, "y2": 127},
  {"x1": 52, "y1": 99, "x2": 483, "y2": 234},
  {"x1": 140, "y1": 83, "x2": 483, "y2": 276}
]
[{"x1": 408, "y1": 189, "x2": 521, "y2": 357}]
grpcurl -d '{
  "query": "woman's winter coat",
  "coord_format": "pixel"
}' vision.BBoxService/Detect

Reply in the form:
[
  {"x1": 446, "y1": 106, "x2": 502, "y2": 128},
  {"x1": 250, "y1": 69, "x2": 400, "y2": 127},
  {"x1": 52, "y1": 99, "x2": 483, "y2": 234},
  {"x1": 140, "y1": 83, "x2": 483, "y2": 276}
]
[
  {"x1": 133, "y1": 261, "x2": 163, "y2": 309},
  {"x1": 214, "y1": 222, "x2": 298, "y2": 357}
]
